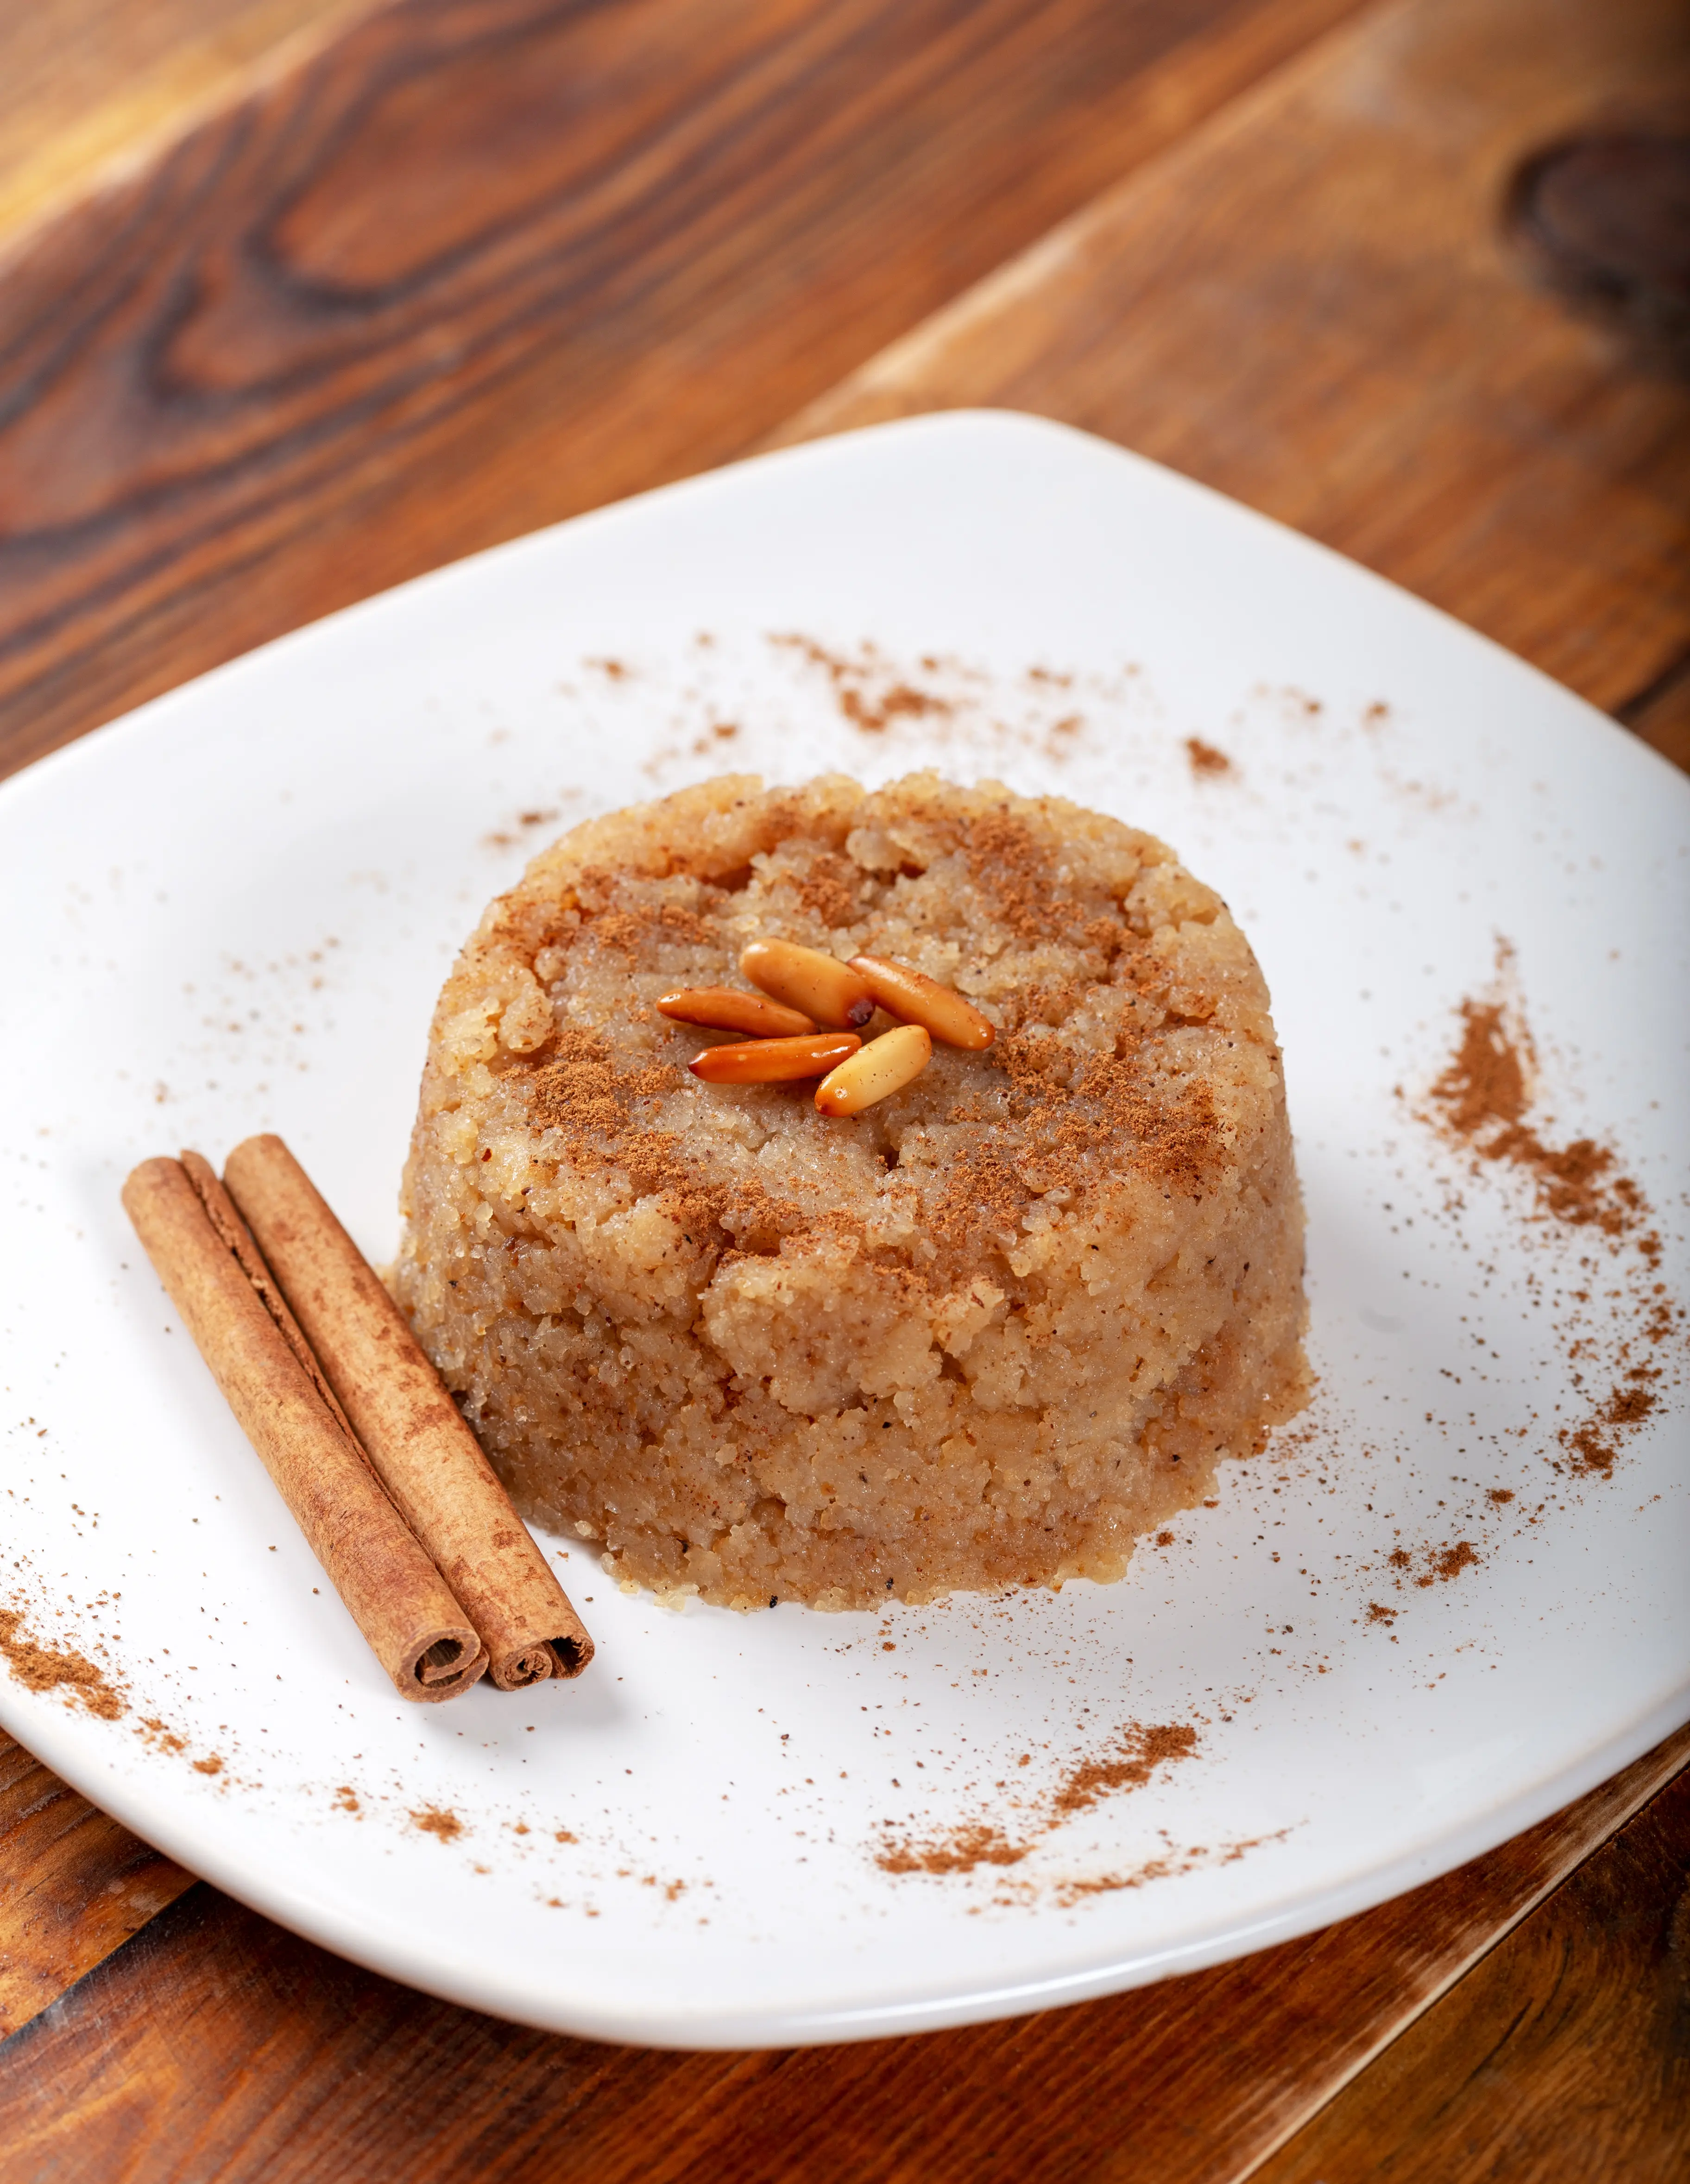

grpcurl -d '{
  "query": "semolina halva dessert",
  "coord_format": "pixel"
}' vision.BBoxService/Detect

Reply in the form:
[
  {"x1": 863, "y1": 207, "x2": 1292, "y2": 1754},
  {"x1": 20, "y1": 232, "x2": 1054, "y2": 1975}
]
[{"x1": 392, "y1": 774, "x2": 1307, "y2": 1610}]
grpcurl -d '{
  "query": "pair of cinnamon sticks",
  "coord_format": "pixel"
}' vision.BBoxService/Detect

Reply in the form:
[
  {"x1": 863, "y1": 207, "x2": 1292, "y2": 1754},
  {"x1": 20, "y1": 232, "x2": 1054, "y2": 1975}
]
[{"x1": 122, "y1": 1136, "x2": 592, "y2": 1703}]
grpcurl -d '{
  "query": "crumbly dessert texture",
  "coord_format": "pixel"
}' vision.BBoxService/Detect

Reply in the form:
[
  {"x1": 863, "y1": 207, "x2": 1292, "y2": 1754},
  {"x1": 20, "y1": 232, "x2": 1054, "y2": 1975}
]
[{"x1": 393, "y1": 773, "x2": 1308, "y2": 1610}]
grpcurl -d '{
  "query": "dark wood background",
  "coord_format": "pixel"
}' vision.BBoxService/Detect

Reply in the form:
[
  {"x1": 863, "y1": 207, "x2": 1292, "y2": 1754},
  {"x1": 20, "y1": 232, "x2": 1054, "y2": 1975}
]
[{"x1": 1, "y1": 0, "x2": 1687, "y2": 2176}]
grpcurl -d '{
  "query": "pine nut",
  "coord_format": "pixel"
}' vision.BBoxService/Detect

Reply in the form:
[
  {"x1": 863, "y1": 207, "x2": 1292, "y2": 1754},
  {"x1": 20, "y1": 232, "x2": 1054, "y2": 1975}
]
[
  {"x1": 814, "y1": 1025, "x2": 933, "y2": 1116},
  {"x1": 848, "y1": 955, "x2": 996, "y2": 1050},
  {"x1": 690, "y1": 1032, "x2": 861, "y2": 1084},
  {"x1": 657, "y1": 987, "x2": 816, "y2": 1038},
  {"x1": 740, "y1": 940, "x2": 874, "y2": 1029}
]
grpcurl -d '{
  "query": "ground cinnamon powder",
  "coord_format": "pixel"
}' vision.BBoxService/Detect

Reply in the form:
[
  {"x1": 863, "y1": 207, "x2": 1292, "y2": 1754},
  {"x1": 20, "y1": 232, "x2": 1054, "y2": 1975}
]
[
  {"x1": 1424, "y1": 972, "x2": 1678, "y2": 1482},
  {"x1": 875, "y1": 1718, "x2": 1198, "y2": 1876},
  {"x1": 769, "y1": 636, "x2": 955, "y2": 736},
  {"x1": 1185, "y1": 737, "x2": 1233, "y2": 776},
  {"x1": 1050, "y1": 1722, "x2": 1200, "y2": 1821},
  {"x1": 1429, "y1": 998, "x2": 1649, "y2": 1246},
  {"x1": 0, "y1": 1605, "x2": 125, "y2": 1720}
]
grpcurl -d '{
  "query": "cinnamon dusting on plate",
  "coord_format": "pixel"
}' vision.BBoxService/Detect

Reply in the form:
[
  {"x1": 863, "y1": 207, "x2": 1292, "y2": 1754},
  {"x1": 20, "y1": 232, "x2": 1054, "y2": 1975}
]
[
  {"x1": 1051, "y1": 1826, "x2": 1292, "y2": 1907},
  {"x1": 1429, "y1": 994, "x2": 1650, "y2": 1247},
  {"x1": 769, "y1": 636, "x2": 954, "y2": 735},
  {"x1": 0, "y1": 1603, "x2": 125, "y2": 1719},
  {"x1": 1420, "y1": 955, "x2": 1681, "y2": 1484},
  {"x1": 1185, "y1": 736, "x2": 1233, "y2": 777},
  {"x1": 875, "y1": 1718, "x2": 1198, "y2": 1878}
]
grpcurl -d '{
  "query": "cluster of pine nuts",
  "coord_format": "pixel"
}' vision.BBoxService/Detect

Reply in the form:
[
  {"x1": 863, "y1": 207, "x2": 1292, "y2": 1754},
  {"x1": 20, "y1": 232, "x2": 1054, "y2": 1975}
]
[{"x1": 657, "y1": 940, "x2": 995, "y2": 1117}]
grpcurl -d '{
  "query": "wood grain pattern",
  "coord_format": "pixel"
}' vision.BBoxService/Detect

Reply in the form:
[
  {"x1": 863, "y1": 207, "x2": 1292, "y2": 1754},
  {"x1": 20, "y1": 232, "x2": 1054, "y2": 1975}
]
[
  {"x1": 0, "y1": 0, "x2": 374, "y2": 255},
  {"x1": 0, "y1": 1725, "x2": 1683, "y2": 2183},
  {"x1": 1254, "y1": 1762, "x2": 1690, "y2": 2184},
  {"x1": 1622, "y1": 654, "x2": 1690, "y2": 775},
  {"x1": 775, "y1": 0, "x2": 1690, "y2": 719},
  {"x1": 2, "y1": 0, "x2": 1685, "y2": 2165},
  {"x1": 0, "y1": 0, "x2": 1366, "y2": 783},
  {"x1": 0, "y1": 1731, "x2": 194, "y2": 2044}
]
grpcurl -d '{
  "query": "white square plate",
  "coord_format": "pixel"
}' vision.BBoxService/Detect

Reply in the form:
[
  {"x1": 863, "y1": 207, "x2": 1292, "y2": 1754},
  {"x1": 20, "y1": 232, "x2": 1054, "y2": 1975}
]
[{"x1": 1, "y1": 412, "x2": 1685, "y2": 2047}]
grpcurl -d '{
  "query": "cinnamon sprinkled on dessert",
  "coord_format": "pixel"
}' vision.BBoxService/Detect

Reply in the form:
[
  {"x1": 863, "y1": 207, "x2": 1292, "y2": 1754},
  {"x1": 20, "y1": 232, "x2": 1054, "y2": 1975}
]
[
  {"x1": 525, "y1": 1027, "x2": 791, "y2": 1247},
  {"x1": 790, "y1": 853, "x2": 864, "y2": 930},
  {"x1": 405, "y1": 774, "x2": 1306, "y2": 1609}
]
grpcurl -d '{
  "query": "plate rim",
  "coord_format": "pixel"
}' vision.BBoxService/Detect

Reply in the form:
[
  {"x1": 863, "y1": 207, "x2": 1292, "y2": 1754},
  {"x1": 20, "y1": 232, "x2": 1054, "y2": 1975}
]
[
  {"x1": 3, "y1": 1672, "x2": 1683, "y2": 2048},
  {"x1": 2, "y1": 406, "x2": 1686, "y2": 2048}
]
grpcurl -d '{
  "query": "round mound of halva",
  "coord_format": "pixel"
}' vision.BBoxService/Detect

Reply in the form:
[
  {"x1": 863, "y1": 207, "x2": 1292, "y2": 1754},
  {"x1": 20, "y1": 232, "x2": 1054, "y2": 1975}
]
[{"x1": 393, "y1": 774, "x2": 1307, "y2": 1610}]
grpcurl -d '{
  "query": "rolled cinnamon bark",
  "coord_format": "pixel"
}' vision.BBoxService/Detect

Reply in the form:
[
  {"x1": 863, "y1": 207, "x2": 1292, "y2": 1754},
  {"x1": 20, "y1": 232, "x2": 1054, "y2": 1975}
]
[
  {"x1": 223, "y1": 1134, "x2": 593, "y2": 1690},
  {"x1": 122, "y1": 1158, "x2": 486, "y2": 1703}
]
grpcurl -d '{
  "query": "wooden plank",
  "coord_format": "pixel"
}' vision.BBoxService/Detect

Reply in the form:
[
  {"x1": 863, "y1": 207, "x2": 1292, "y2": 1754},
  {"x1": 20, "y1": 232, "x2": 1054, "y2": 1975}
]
[
  {"x1": 0, "y1": 1725, "x2": 1682, "y2": 2182},
  {"x1": 0, "y1": 0, "x2": 374, "y2": 256},
  {"x1": 773, "y1": 0, "x2": 1690, "y2": 718},
  {"x1": 1622, "y1": 655, "x2": 1690, "y2": 776},
  {"x1": 1, "y1": 0, "x2": 1683, "y2": 2162},
  {"x1": 0, "y1": 1731, "x2": 194, "y2": 2044},
  {"x1": 1254, "y1": 1762, "x2": 1690, "y2": 2184},
  {"x1": 0, "y1": 0, "x2": 1367, "y2": 784}
]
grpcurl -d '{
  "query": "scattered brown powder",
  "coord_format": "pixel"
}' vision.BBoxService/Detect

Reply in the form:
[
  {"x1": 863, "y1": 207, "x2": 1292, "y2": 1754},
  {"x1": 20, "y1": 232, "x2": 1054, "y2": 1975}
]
[
  {"x1": 1423, "y1": 966, "x2": 1682, "y2": 1490},
  {"x1": 1429, "y1": 996, "x2": 1528, "y2": 1139},
  {"x1": 1429, "y1": 998, "x2": 1643, "y2": 1242},
  {"x1": 1052, "y1": 1828, "x2": 1291, "y2": 1907},
  {"x1": 520, "y1": 792, "x2": 1228, "y2": 1288},
  {"x1": 962, "y1": 812, "x2": 1068, "y2": 944},
  {"x1": 191, "y1": 1755, "x2": 223, "y2": 1776},
  {"x1": 1186, "y1": 737, "x2": 1233, "y2": 776},
  {"x1": 1564, "y1": 1374, "x2": 1660, "y2": 1479},
  {"x1": 875, "y1": 1718, "x2": 1197, "y2": 1877},
  {"x1": 788, "y1": 853, "x2": 862, "y2": 930},
  {"x1": 845, "y1": 685, "x2": 946, "y2": 734},
  {"x1": 588, "y1": 900, "x2": 714, "y2": 957},
  {"x1": 769, "y1": 636, "x2": 956, "y2": 735},
  {"x1": 933, "y1": 1050, "x2": 1221, "y2": 1253},
  {"x1": 0, "y1": 1605, "x2": 125, "y2": 1720},
  {"x1": 411, "y1": 1807, "x2": 464, "y2": 1842},
  {"x1": 524, "y1": 1026, "x2": 801, "y2": 1258},
  {"x1": 878, "y1": 1824, "x2": 1028, "y2": 1876},
  {"x1": 1051, "y1": 1722, "x2": 1199, "y2": 1821},
  {"x1": 1381, "y1": 1540, "x2": 1482, "y2": 1592},
  {"x1": 1419, "y1": 1541, "x2": 1479, "y2": 1587}
]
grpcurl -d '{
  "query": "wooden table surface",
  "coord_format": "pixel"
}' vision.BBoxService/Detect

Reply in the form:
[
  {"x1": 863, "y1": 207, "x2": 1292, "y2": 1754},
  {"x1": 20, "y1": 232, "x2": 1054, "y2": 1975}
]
[{"x1": 1, "y1": 0, "x2": 1687, "y2": 2176}]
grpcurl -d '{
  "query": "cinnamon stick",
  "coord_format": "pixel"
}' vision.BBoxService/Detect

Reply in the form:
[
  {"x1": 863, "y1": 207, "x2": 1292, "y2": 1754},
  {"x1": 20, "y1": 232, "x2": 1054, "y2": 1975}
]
[
  {"x1": 223, "y1": 1134, "x2": 593, "y2": 1690},
  {"x1": 122, "y1": 1157, "x2": 486, "y2": 1703}
]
